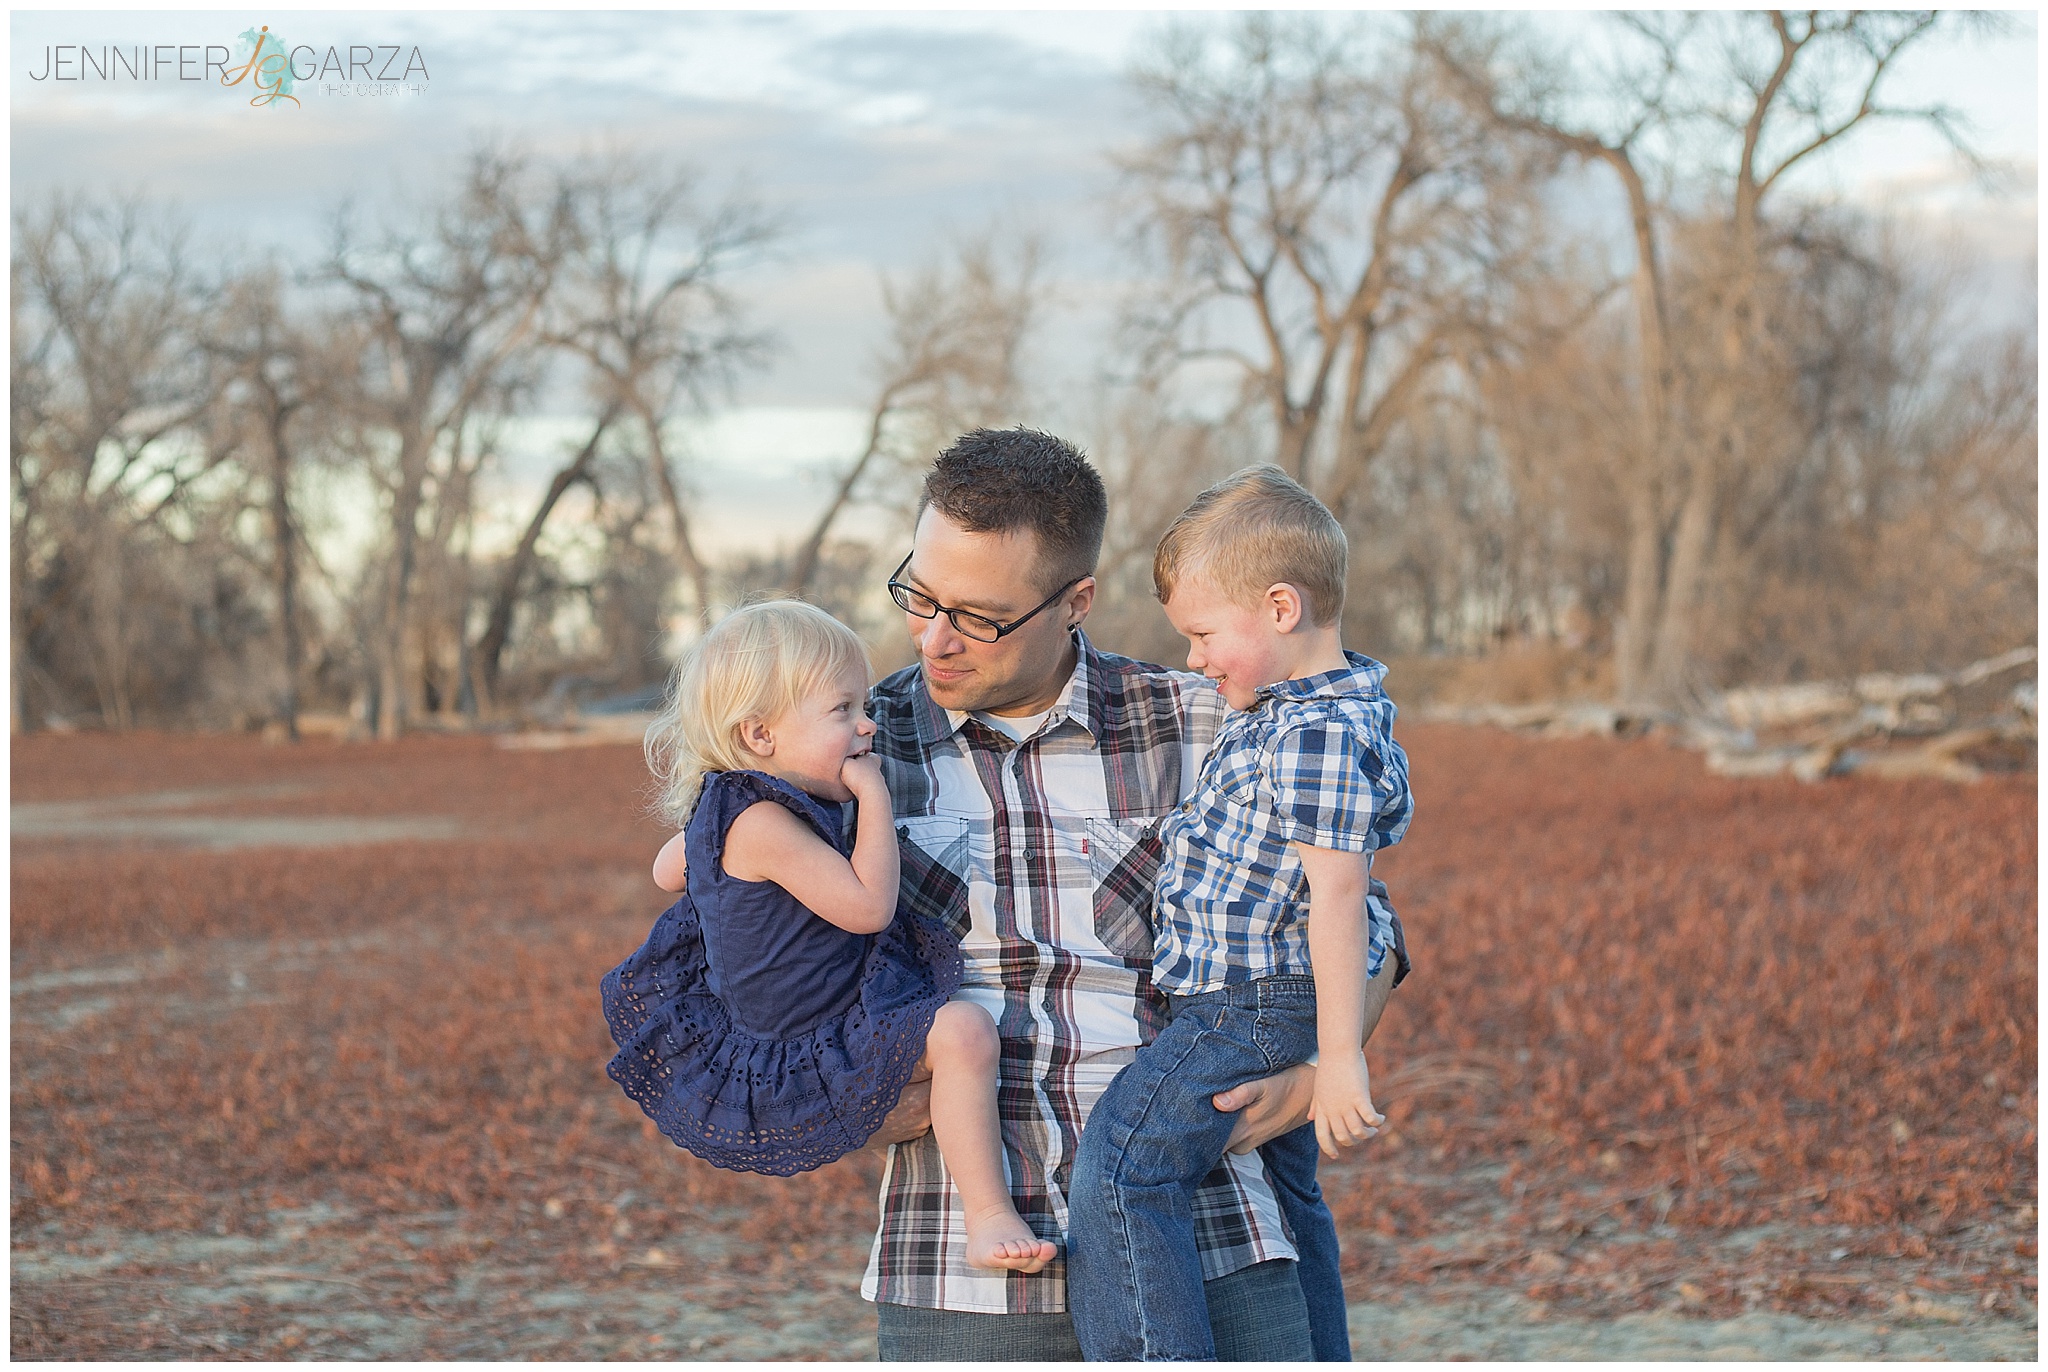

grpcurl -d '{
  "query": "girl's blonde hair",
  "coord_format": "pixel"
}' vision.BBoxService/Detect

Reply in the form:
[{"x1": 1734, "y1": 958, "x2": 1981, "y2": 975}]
[{"x1": 645, "y1": 598, "x2": 872, "y2": 826}]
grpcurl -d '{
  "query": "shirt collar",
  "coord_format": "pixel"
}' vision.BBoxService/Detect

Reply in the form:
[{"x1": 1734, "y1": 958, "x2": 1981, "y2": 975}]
[
  {"x1": 915, "y1": 627, "x2": 1104, "y2": 748},
  {"x1": 1251, "y1": 650, "x2": 1389, "y2": 707}
]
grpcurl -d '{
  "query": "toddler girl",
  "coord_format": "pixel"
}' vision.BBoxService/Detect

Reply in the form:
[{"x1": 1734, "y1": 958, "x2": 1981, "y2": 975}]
[{"x1": 599, "y1": 599, "x2": 1055, "y2": 1272}]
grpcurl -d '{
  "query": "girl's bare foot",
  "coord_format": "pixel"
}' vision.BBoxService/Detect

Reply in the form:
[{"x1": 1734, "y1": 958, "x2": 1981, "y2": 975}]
[{"x1": 964, "y1": 1210, "x2": 1058, "y2": 1272}]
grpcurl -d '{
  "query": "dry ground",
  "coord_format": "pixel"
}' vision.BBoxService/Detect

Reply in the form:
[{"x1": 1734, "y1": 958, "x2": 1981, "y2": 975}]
[{"x1": 11, "y1": 724, "x2": 2036, "y2": 1359}]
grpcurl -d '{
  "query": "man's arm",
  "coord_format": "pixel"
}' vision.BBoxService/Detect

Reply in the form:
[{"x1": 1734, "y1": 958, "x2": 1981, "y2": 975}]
[
  {"x1": 861, "y1": 933, "x2": 1396, "y2": 1158},
  {"x1": 1215, "y1": 951, "x2": 1397, "y2": 1155},
  {"x1": 652, "y1": 830, "x2": 689, "y2": 892},
  {"x1": 860, "y1": 1075, "x2": 933, "y2": 1151}
]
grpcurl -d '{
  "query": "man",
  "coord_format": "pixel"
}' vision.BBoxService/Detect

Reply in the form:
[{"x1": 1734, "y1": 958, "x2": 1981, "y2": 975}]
[{"x1": 860, "y1": 428, "x2": 1407, "y2": 1360}]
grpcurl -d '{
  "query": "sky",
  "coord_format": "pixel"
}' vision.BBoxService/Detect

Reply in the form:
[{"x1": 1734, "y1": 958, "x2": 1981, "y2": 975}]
[{"x1": 11, "y1": 8, "x2": 2039, "y2": 565}]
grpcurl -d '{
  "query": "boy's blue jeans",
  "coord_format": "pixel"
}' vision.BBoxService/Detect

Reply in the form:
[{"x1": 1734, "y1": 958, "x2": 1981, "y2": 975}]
[{"x1": 1068, "y1": 973, "x2": 1348, "y2": 1362}]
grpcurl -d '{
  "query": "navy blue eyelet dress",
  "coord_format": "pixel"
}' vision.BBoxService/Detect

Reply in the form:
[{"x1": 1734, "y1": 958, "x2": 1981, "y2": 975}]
[{"x1": 600, "y1": 769, "x2": 963, "y2": 1176}]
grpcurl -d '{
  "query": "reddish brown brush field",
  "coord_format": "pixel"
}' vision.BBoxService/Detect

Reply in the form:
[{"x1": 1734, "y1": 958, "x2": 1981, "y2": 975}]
[
  {"x1": 1350, "y1": 727, "x2": 2035, "y2": 1317},
  {"x1": 11, "y1": 724, "x2": 2036, "y2": 1358}
]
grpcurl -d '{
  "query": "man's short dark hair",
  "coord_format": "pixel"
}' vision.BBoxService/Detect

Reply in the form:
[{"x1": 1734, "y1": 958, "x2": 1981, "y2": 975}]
[{"x1": 918, "y1": 428, "x2": 1107, "y2": 592}]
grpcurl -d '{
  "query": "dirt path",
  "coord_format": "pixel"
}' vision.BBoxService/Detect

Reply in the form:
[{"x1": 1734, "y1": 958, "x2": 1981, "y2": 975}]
[
  {"x1": 15, "y1": 1202, "x2": 2033, "y2": 1360},
  {"x1": 14, "y1": 1203, "x2": 880, "y2": 1360},
  {"x1": 1348, "y1": 1290, "x2": 2033, "y2": 1361},
  {"x1": 11, "y1": 783, "x2": 468, "y2": 850}
]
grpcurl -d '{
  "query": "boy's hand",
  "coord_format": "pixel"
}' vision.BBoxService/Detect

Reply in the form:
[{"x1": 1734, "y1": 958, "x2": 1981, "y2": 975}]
[{"x1": 1308, "y1": 1051, "x2": 1384, "y2": 1159}]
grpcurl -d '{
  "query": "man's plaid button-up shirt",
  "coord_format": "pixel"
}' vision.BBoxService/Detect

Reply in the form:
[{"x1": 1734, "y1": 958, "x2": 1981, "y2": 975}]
[
  {"x1": 859, "y1": 631, "x2": 1307, "y2": 1314},
  {"x1": 1151, "y1": 651, "x2": 1414, "y2": 996}
]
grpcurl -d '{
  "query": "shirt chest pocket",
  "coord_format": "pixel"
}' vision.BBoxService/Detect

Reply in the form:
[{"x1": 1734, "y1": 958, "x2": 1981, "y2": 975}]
[
  {"x1": 895, "y1": 815, "x2": 972, "y2": 940},
  {"x1": 1205, "y1": 745, "x2": 1266, "y2": 808},
  {"x1": 1083, "y1": 815, "x2": 1163, "y2": 963}
]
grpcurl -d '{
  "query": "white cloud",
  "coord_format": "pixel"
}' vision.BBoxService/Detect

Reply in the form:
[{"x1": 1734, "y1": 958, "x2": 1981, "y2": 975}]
[{"x1": 14, "y1": 9, "x2": 2032, "y2": 428}]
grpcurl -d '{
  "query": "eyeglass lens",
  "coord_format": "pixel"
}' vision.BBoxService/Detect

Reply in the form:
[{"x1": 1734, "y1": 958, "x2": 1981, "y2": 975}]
[{"x1": 891, "y1": 582, "x2": 1003, "y2": 641}]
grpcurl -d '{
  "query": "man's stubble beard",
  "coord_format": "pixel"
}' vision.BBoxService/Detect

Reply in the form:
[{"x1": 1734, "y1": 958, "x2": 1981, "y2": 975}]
[
  {"x1": 920, "y1": 661, "x2": 1014, "y2": 715},
  {"x1": 919, "y1": 628, "x2": 1077, "y2": 716}
]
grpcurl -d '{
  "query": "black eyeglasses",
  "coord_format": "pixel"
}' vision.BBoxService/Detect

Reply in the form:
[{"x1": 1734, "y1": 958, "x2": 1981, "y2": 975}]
[{"x1": 887, "y1": 552, "x2": 1085, "y2": 643}]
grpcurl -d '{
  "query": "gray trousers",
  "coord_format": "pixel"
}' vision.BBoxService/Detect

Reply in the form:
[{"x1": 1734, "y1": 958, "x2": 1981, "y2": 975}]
[{"x1": 875, "y1": 1257, "x2": 1319, "y2": 1361}]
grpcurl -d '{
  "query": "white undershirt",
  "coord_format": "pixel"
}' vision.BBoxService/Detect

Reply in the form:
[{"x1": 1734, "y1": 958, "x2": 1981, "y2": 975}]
[{"x1": 968, "y1": 707, "x2": 1055, "y2": 742}]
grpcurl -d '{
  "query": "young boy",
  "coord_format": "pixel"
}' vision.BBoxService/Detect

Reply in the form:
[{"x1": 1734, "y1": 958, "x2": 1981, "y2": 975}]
[{"x1": 1068, "y1": 465, "x2": 1413, "y2": 1362}]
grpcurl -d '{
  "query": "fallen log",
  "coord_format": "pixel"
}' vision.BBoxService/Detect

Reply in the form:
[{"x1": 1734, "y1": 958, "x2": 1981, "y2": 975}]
[
  {"x1": 1845, "y1": 728, "x2": 2003, "y2": 784},
  {"x1": 1428, "y1": 644, "x2": 2034, "y2": 784},
  {"x1": 1718, "y1": 646, "x2": 2036, "y2": 736}
]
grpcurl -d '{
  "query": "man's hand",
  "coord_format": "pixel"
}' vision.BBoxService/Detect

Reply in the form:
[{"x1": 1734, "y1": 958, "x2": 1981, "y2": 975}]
[
  {"x1": 1214, "y1": 1061, "x2": 1316, "y2": 1155},
  {"x1": 861, "y1": 1071, "x2": 932, "y2": 1152},
  {"x1": 1211, "y1": 949, "x2": 1401, "y2": 1159},
  {"x1": 1308, "y1": 1051, "x2": 1384, "y2": 1159}
]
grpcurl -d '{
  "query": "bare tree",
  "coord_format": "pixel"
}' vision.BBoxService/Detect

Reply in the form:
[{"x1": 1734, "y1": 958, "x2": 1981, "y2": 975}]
[
  {"x1": 1118, "y1": 13, "x2": 1551, "y2": 513},
  {"x1": 786, "y1": 231, "x2": 1043, "y2": 597},
  {"x1": 1082, "y1": 376, "x2": 1256, "y2": 663},
  {"x1": 12, "y1": 30, "x2": 2026, "y2": 733},
  {"x1": 545, "y1": 154, "x2": 777, "y2": 630},
  {"x1": 11, "y1": 195, "x2": 223, "y2": 730},
  {"x1": 1426, "y1": 16, "x2": 1680, "y2": 702},
  {"x1": 1435, "y1": 10, "x2": 1969, "y2": 703},
  {"x1": 1709, "y1": 219, "x2": 2036, "y2": 682},
  {"x1": 206, "y1": 264, "x2": 365, "y2": 740},
  {"x1": 1646, "y1": 12, "x2": 1965, "y2": 701},
  {"x1": 470, "y1": 397, "x2": 623, "y2": 709},
  {"x1": 325, "y1": 148, "x2": 572, "y2": 737}
]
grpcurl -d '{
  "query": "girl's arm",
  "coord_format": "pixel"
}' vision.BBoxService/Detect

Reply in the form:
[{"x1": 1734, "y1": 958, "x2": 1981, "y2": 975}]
[
  {"x1": 721, "y1": 758, "x2": 899, "y2": 934},
  {"x1": 652, "y1": 830, "x2": 691, "y2": 892}
]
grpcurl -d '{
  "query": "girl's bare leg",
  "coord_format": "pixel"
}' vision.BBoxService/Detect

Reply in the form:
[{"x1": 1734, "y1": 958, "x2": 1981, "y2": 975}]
[{"x1": 923, "y1": 1001, "x2": 1058, "y2": 1272}]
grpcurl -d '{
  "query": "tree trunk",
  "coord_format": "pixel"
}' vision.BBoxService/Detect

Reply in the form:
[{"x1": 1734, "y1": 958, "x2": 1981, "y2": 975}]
[
  {"x1": 1613, "y1": 476, "x2": 1663, "y2": 703},
  {"x1": 87, "y1": 528, "x2": 133, "y2": 731},
  {"x1": 1322, "y1": 317, "x2": 1376, "y2": 497},
  {"x1": 1322, "y1": 325, "x2": 1440, "y2": 515},
  {"x1": 787, "y1": 392, "x2": 896, "y2": 596},
  {"x1": 634, "y1": 398, "x2": 712, "y2": 627},
  {"x1": 1649, "y1": 201, "x2": 1755, "y2": 702},
  {"x1": 1608, "y1": 150, "x2": 1674, "y2": 706},
  {"x1": 11, "y1": 505, "x2": 36, "y2": 734},
  {"x1": 378, "y1": 421, "x2": 433, "y2": 741},
  {"x1": 1646, "y1": 439, "x2": 1719, "y2": 700},
  {"x1": 454, "y1": 496, "x2": 480, "y2": 722},
  {"x1": 472, "y1": 403, "x2": 620, "y2": 707},
  {"x1": 267, "y1": 405, "x2": 302, "y2": 742}
]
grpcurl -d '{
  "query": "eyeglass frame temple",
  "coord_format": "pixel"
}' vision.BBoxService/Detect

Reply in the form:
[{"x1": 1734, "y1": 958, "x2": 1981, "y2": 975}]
[{"x1": 886, "y1": 551, "x2": 1086, "y2": 642}]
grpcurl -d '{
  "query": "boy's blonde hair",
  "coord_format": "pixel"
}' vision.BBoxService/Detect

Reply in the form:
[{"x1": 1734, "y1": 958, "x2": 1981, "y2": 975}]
[
  {"x1": 1153, "y1": 465, "x2": 1347, "y2": 627},
  {"x1": 644, "y1": 598, "x2": 871, "y2": 825}
]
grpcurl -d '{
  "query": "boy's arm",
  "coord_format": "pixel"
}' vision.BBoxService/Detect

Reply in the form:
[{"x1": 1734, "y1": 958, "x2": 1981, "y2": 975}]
[
  {"x1": 1214, "y1": 713, "x2": 1405, "y2": 1154},
  {"x1": 1296, "y1": 843, "x2": 1387, "y2": 1158}
]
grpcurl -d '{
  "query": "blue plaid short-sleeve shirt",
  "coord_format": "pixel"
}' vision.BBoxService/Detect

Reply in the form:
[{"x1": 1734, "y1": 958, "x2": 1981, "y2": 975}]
[{"x1": 1151, "y1": 652, "x2": 1414, "y2": 995}]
